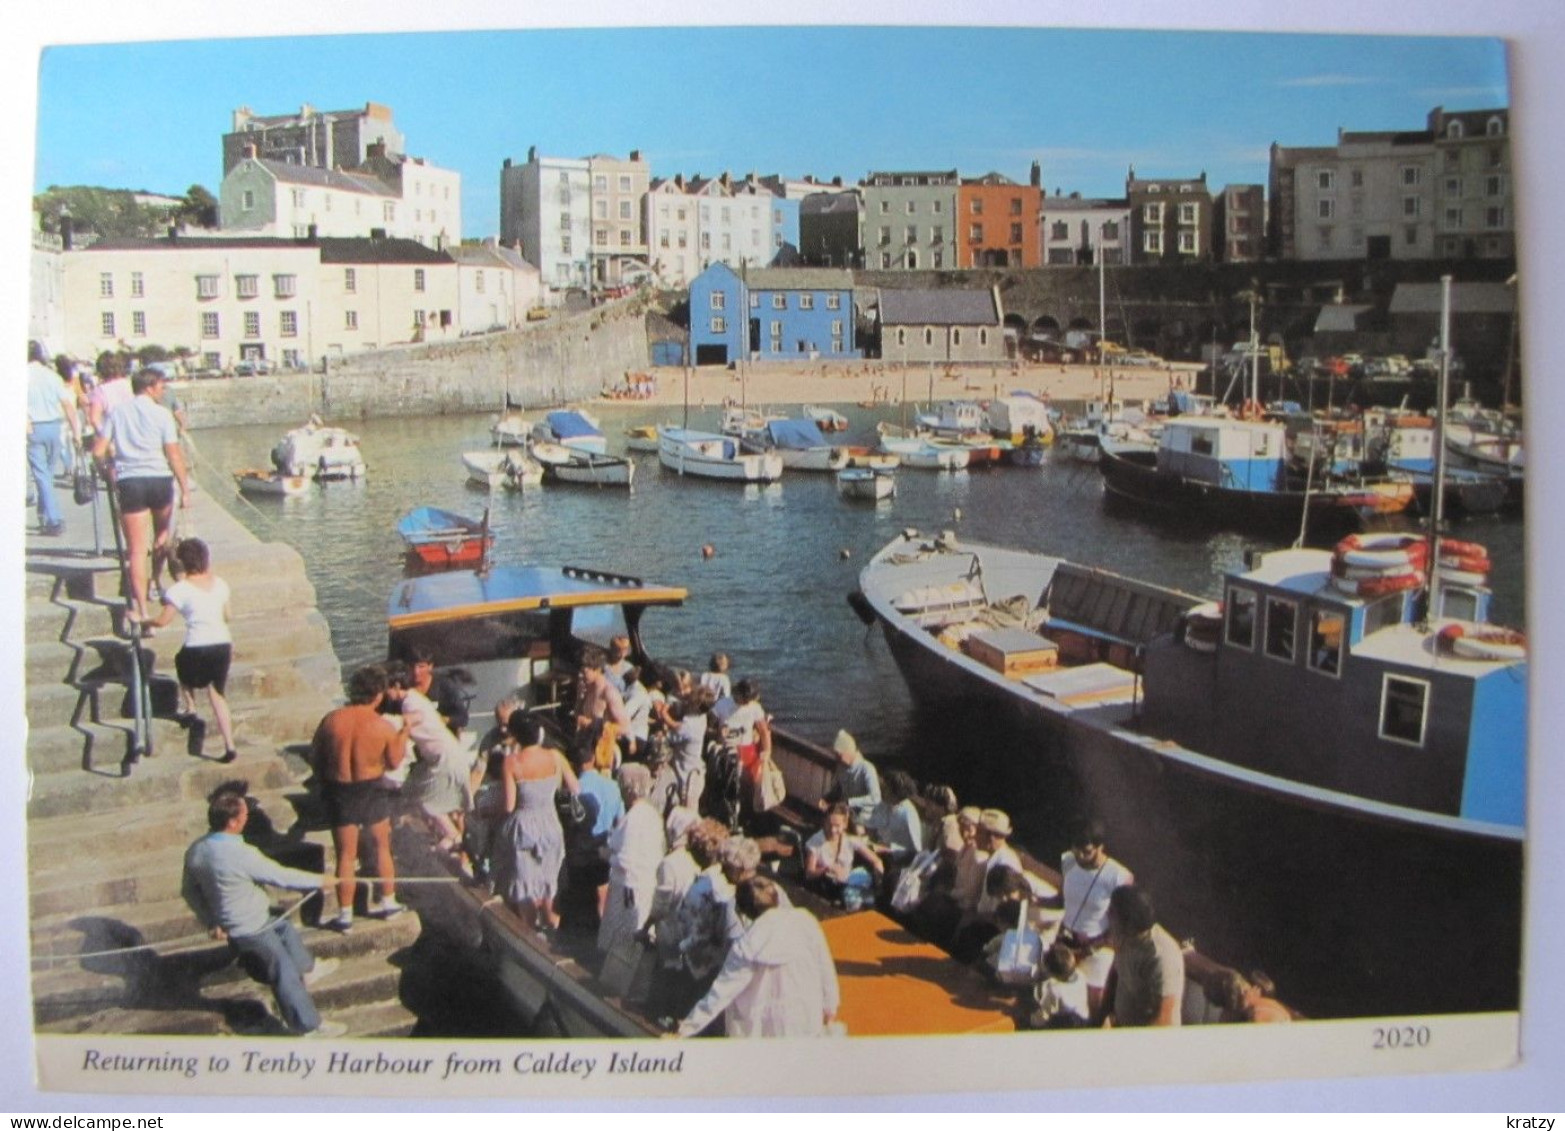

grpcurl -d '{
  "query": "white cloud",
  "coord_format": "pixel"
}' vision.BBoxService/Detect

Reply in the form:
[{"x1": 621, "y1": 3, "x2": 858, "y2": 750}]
[{"x1": 1414, "y1": 85, "x2": 1508, "y2": 100}]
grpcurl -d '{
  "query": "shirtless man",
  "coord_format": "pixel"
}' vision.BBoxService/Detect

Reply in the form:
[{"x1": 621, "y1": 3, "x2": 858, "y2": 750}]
[
  {"x1": 575, "y1": 644, "x2": 631, "y2": 737},
  {"x1": 310, "y1": 665, "x2": 407, "y2": 932}
]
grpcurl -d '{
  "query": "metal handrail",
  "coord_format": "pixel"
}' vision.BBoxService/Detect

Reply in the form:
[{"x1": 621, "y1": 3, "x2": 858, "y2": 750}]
[{"x1": 97, "y1": 461, "x2": 154, "y2": 771}]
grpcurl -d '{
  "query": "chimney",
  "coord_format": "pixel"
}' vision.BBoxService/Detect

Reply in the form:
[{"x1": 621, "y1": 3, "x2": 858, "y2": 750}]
[
  {"x1": 308, "y1": 223, "x2": 318, "y2": 240},
  {"x1": 831, "y1": 176, "x2": 842, "y2": 187},
  {"x1": 527, "y1": 145, "x2": 537, "y2": 163},
  {"x1": 674, "y1": 173, "x2": 684, "y2": 189},
  {"x1": 503, "y1": 157, "x2": 512, "y2": 169},
  {"x1": 244, "y1": 143, "x2": 259, "y2": 161},
  {"x1": 630, "y1": 149, "x2": 641, "y2": 162},
  {"x1": 1030, "y1": 160, "x2": 1041, "y2": 188}
]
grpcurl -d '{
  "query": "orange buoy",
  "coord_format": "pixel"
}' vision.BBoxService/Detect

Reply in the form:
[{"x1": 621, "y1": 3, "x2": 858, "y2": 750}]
[{"x1": 701, "y1": 543, "x2": 716, "y2": 559}]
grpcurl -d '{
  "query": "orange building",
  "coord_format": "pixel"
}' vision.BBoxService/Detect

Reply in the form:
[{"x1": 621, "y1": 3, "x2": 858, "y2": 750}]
[{"x1": 957, "y1": 170, "x2": 1042, "y2": 269}]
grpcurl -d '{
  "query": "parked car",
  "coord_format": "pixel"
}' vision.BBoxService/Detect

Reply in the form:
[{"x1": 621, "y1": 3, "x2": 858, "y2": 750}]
[{"x1": 233, "y1": 359, "x2": 272, "y2": 377}]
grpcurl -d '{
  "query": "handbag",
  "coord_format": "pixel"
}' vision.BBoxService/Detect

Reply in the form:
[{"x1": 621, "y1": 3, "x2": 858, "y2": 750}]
[
  {"x1": 752, "y1": 754, "x2": 786, "y2": 812},
  {"x1": 592, "y1": 721, "x2": 620, "y2": 773},
  {"x1": 556, "y1": 789, "x2": 587, "y2": 826},
  {"x1": 72, "y1": 461, "x2": 94, "y2": 506},
  {"x1": 890, "y1": 848, "x2": 941, "y2": 914},
  {"x1": 995, "y1": 899, "x2": 1044, "y2": 986}
]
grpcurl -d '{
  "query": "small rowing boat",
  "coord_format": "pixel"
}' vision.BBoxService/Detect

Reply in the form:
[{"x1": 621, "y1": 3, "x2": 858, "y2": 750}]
[
  {"x1": 396, "y1": 506, "x2": 495, "y2": 574},
  {"x1": 233, "y1": 468, "x2": 310, "y2": 497}
]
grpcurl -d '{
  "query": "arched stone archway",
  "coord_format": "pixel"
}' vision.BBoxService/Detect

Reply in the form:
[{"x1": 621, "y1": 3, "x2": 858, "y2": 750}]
[{"x1": 1030, "y1": 314, "x2": 1061, "y2": 336}]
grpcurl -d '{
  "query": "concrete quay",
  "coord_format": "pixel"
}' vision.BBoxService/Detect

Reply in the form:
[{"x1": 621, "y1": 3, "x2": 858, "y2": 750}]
[{"x1": 23, "y1": 474, "x2": 423, "y2": 1039}]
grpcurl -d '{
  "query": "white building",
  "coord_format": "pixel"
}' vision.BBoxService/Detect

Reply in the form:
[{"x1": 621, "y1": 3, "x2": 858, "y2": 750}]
[
  {"x1": 450, "y1": 240, "x2": 544, "y2": 332},
  {"x1": 500, "y1": 149, "x2": 592, "y2": 293},
  {"x1": 220, "y1": 147, "x2": 459, "y2": 250},
  {"x1": 645, "y1": 177, "x2": 702, "y2": 287},
  {"x1": 1039, "y1": 194, "x2": 1132, "y2": 266}
]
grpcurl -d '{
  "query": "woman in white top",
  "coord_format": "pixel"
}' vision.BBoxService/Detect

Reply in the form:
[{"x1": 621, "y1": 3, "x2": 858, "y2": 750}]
[
  {"x1": 384, "y1": 662, "x2": 472, "y2": 854},
  {"x1": 139, "y1": 538, "x2": 236, "y2": 762},
  {"x1": 721, "y1": 678, "x2": 772, "y2": 795},
  {"x1": 804, "y1": 802, "x2": 884, "y2": 901},
  {"x1": 598, "y1": 764, "x2": 668, "y2": 954}
]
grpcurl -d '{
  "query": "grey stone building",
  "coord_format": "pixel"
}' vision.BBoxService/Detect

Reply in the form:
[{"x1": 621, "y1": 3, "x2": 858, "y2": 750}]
[
  {"x1": 1429, "y1": 107, "x2": 1515, "y2": 260},
  {"x1": 877, "y1": 286, "x2": 1005, "y2": 364},
  {"x1": 223, "y1": 103, "x2": 406, "y2": 176},
  {"x1": 799, "y1": 190, "x2": 862, "y2": 268}
]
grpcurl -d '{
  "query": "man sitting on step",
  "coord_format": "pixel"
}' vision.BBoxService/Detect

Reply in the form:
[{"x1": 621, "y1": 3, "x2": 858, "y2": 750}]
[{"x1": 181, "y1": 790, "x2": 347, "y2": 1038}]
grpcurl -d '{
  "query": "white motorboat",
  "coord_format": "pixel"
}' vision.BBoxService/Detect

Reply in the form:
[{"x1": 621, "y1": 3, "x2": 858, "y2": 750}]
[
  {"x1": 270, "y1": 415, "x2": 367, "y2": 480},
  {"x1": 877, "y1": 432, "x2": 970, "y2": 471},
  {"x1": 462, "y1": 449, "x2": 542, "y2": 490},
  {"x1": 491, "y1": 413, "x2": 533, "y2": 447},
  {"x1": 530, "y1": 441, "x2": 634, "y2": 488},
  {"x1": 658, "y1": 427, "x2": 783, "y2": 483},
  {"x1": 836, "y1": 466, "x2": 896, "y2": 501},
  {"x1": 532, "y1": 409, "x2": 607, "y2": 455}
]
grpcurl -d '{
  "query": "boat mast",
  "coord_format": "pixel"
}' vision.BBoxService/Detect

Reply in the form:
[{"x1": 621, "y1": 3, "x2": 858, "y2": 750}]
[
  {"x1": 1098, "y1": 248, "x2": 1107, "y2": 407},
  {"x1": 1424, "y1": 274, "x2": 1453, "y2": 624},
  {"x1": 1248, "y1": 289, "x2": 1260, "y2": 408}
]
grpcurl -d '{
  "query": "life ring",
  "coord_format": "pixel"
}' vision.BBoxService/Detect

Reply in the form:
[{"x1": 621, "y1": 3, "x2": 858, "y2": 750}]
[
  {"x1": 1240, "y1": 399, "x2": 1264, "y2": 421},
  {"x1": 1355, "y1": 572, "x2": 1424, "y2": 599},
  {"x1": 1335, "y1": 561, "x2": 1420, "y2": 582},
  {"x1": 1448, "y1": 628, "x2": 1526, "y2": 662},
  {"x1": 1183, "y1": 602, "x2": 1223, "y2": 651},
  {"x1": 1437, "y1": 538, "x2": 1487, "y2": 559},
  {"x1": 1438, "y1": 553, "x2": 1491, "y2": 574},
  {"x1": 1437, "y1": 567, "x2": 1490, "y2": 588},
  {"x1": 1334, "y1": 533, "x2": 1428, "y2": 571}
]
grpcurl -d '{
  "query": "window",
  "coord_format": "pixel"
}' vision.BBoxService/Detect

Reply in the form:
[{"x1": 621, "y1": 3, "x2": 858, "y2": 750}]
[
  {"x1": 202, "y1": 352, "x2": 220, "y2": 370},
  {"x1": 1225, "y1": 587, "x2": 1257, "y2": 649},
  {"x1": 558, "y1": 188, "x2": 572, "y2": 207},
  {"x1": 1010, "y1": 223, "x2": 1023, "y2": 244},
  {"x1": 1379, "y1": 675, "x2": 1430, "y2": 747},
  {"x1": 1048, "y1": 248, "x2": 1075, "y2": 265},
  {"x1": 907, "y1": 250, "x2": 918, "y2": 269},
  {"x1": 273, "y1": 274, "x2": 296, "y2": 298},
  {"x1": 594, "y1": 200, "x2": 607, "y2": 219},
  {"x1": 244, "y1": 312, "x2": 260, "y2": 338},
  {"x1": 1486, "y1": 175, "x2": 1504, "y2": 197},
  {"x1": 619, "y1": 201, "x2": 632, "y2": 220},
  {"x1": 1317, "y1": 170, "x2": 1335, "y2": 191},
  {"x1": 1486, "y1": 116, "x2": 1504, "y2": 137},
  {"x1": 561, "y1": 235, "x2": 573, "y2": 254},
  {"x1": 1317, "y1": 227, "x2": 1333, "y2": 250},
  {"x1": 1179, "y1": 203, "x2": 1198, "y2": 225},
  {"x1": 413, "y1": 310, "x2": 425, "y2": 328},
  {"x1": 879, "y1": 225, "x2": 891, "y2": 246},
  {"x1": 283, "y1": 349, "x2": 300, "y2": 369},
  {"x1": 969, "y1": 224, "x2": 984, "y2": 242},
  {"x1": 1051, "y1": 221, "x2": 1069, "y2": 240},
  {"x1": 1486, "y1": 206, "x2": 1506, "y2": 229},
  {"x1": 979, "y1": 328, "x2": 988, "y2": 346},
  {"x1": 1103, "y1": 221, "x2": 1119, "y2": 240},
  {"x1": 931, "y1": 226, "x2": 944, "y2": 244},
  {"x1": 711, "y1": 292, "x2": 726, "y2": 310},
  {"x1": 749, "y1": 293, "x2": 759, "y2": 309},
  {"x1": 826, "y1": 294, "x2": 841, "y2": 310},
  {"x1": 1143, "y1": 203, "x2": 1163, "y2": 223},
  {"x1": 896, "y1": 328, "x2": 906, "y2": 346},
  {"x1": 880, "y1": 200, "x2": 890, "y2": 214},
  {"x1": 1308, "y1": 609, "x2": 1346, "y2": 676},
  {"x1": 1009, "y1": 198, "x2": 1022, "y2": 215},
  {"x1": 1144, "y1": 231, "x2": 1163, "y2": 254},
  {"x1": 1444, "y1": 177, "x2": 1463, "y2": 197},
  {"x1": 345, "y1": 311, "x2": 358, "y2": 330},
  {"x1": 906, "y1": 200, "x2": 917, "y2": 214},
  {"x1": 236, "y1": 274, "x2": 258, "y2": 299},
  {"x1": 1401, "y1": 166, "x2": 1422, "y2": 187},
  {"x1": 242, "y1": 189, "x2": 255, "y2": 211},
  {"x1": 933, "y1": 199, "x2": 943, "y2": 214},
  {"x1": 831, "y1": 319, "x2": 844, "y2": 337},
  {"x1": 476, "y1": 271, "x2": 486, "y2": 294},
  {"x1": 1265, "y1": 597, "x2": 1298, "y2": 662},
  {"x1": 383, "y1": 202, "x2": 395, "y2": 222},
  {"x1": 799, "y1": 294, "x2": 814, "y2": 310},
  {"x1": 292, "y1": 189, "x2": 306, "y2": 208},
  {"x1": 970, "y1": 199, "x2": 983, "y2": 214},
  {"x1": 906, "y1": 225, "x2": 918, "y2": 244},
  {"x1": 881, "y1": 252, "x2": 891, "y2": 268},
  {"x1": 100, "y1": 312, "x2": 115, "y2": 337},
  {"x1": 1317, "y1": 199, "x2": 1335, "y2": 219},
  {"x1": 595, "y1": 229, "x2": 608, "y2": 247},
  {"x1": 1350, "y1": 168, "x2": 1364, "y2": 188},
  {"x1": 593, "y1": 175, "x2": 607, "y2": 192},
  {"x1": 201, "y1": 312, "x2": 219, "y2": 338},
  {"x1": 344, "y1": 268, "x2": 357, "y2": 293},
  {"x1": 130, "y1": 272, "x2": 144, "y2": 298},
  {"x1": 559, "y1": 212, "x2": 571, "y2": 231},
  {"x1": 197, "y1": 274, "x2": 219, "y2": 299},
  {"x1": 769, "y1": 319, "x2": 782, "y2": 336},
  {"x1": 924, "y1": 328, "x2": 934, "y2": 346},
  {"x1": 280, "y1": 311, "x2": 298, "y2": 337},
  {"x1": 619, "y1": 175, "x2": 631, "y2": 191},
  {"x1": 1403, "y1": 197, "x2": 1422, "y2": 218},
  {"x1": 709, "y1": 317, "x2": 726, "y2": 333},
  {"x1": 1447, "y1": 120, "x2": 1464, "y2": 139},
  {"x1": 131, "y1": 311, "x2": 146, "y2": 337},
  {"x1": 772, "y1": 294, "x2": 787, "y2": 309},
  {"x1": 1445, "y1": 207, "x2": 1464, "y2": 229},
  {"x1": 98, "y1": 273, "x2": 114, "y2": 298},
  {"x1": 1179, "y1": 231, "x2": 1197, "y2": 253},
  {"x1": 414, "y1": 269, "x2": 426, "y2": 292}
]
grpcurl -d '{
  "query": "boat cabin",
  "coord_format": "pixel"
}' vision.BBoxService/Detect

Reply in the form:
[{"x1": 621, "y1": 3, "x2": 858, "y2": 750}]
[
  {"x1": 1156, "y1": 417, "x2": 1286, "y2": 491},
  {"x1": 386, "y1": 564, "x2": 686, "y2": 723},
  {"x1": 1140, "y1": 548, "x2": 1525, "y2": 829},
  {"x1": 986, "y1": 394, "x2": 1054, "y2": 443}
]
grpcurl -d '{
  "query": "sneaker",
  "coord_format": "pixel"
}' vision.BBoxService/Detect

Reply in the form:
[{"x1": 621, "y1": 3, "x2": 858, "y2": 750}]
[
  {"x1": 40, "y1": 522, "x2": 65, "y2": 537},
  {"x1": 304, "y1": 957, "x2": 339, "y2": 986},
  {"x1": 300, "y1": 1019, "x2": 348, "y2": 1040},
  {"x1": 370, "y1": 897, "x2": 406, "y2": 920},
  {"x1": 219, "y1": 749, "x2": 238, "y2": 764},
  {"x1": 327, "y1": 912, "x2": 354, "y2": 934}
]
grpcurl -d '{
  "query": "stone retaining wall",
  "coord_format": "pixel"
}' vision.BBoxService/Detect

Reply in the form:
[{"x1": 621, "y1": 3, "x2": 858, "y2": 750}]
[{"x1": 175, "y1": 300, "x2": 653, "y2": 430}]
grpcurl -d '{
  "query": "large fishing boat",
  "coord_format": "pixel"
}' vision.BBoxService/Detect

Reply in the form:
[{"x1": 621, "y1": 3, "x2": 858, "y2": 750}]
[
  {"x1": 1098, "y1": 415, "x2": 1415, "y2": 542},
  {"x1": 854, "y1": 527, "x2": 1524, "y2": 1017}
]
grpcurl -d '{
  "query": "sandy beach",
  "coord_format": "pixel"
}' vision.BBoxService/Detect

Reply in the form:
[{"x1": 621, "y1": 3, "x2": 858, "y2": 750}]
[{"x1": 599, "y1": 358, "x2": 1206, "y2": 412}]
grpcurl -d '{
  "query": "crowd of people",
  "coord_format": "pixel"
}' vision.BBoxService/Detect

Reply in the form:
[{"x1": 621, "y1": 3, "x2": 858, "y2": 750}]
[{"x1": 286, "y1": 637, "x2": 1290, "y2": 1038}]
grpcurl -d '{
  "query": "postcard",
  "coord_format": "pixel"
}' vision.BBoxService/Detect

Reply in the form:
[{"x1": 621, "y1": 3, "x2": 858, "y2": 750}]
[{"x1": 7, "y1": 0, "x2": 1562, "y2": 1112}]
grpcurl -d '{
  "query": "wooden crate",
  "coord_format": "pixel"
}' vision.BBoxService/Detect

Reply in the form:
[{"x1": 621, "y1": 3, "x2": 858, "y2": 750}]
[{"x1": 965, "y1": 628, "x2": 1059, "y2": 678}]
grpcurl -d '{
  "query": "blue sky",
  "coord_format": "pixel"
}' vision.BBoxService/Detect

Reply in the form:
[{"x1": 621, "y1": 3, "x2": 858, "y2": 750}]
[{"x1": 32, "y1": 26, "x2": 1507, "y2": 240}]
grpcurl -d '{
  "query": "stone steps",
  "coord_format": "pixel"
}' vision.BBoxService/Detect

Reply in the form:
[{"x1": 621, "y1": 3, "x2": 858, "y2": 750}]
[
  {"x1": 28, "y1": 784, "x2": 317, "y2": 862},
  {"x1": 27, "y1": 749, "x2": 298, "y2": 821}
]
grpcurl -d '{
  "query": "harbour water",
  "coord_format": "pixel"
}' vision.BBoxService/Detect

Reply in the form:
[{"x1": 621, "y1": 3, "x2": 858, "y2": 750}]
[{"x1": 186, "y1": 401, "x2": 1526, "y2": 1019}]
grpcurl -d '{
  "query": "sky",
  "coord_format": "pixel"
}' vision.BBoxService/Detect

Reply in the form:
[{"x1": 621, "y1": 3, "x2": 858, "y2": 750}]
[{"x1": 32, "y1": 26, "x2": 1510, "y2": 241}]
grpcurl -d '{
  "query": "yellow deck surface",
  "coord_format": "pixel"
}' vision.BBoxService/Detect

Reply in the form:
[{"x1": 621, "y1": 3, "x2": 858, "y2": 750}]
[{"x1": 823, "y1": 910, "x2": 1017, "y2": 1036}]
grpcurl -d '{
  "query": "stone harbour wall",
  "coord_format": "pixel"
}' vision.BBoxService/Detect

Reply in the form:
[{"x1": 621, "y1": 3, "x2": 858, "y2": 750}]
[{"x1": 174, "y1": 300, "x2": 652, "y2": 430}]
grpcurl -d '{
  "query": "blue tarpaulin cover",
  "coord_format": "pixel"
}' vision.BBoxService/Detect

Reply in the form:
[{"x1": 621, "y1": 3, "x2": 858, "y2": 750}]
[
  {"x1": 766, "y1": 418, "x2": 829, "y2": 449},
  {"x1": 545, "y1": 411, "x2": 603, "y2": 440}
]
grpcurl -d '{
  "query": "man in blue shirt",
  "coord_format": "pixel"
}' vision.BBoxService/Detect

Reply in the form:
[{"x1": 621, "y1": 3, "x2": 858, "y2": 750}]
[
  {"x1": 181, "y1": 790, "x2": 343, "y2": 1037},
  {"x1": 566, "y1": 734, "x2": 624, "y2": 922}
]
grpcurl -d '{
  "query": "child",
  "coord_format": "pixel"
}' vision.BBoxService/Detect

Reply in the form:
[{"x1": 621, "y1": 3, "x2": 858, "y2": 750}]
[
  {"x1": 1029, "y1": 942, "x2": 1091, "y2": 1029},
  {"x1": 138, "y1": 538, "x2": 237, "y2": 763}
]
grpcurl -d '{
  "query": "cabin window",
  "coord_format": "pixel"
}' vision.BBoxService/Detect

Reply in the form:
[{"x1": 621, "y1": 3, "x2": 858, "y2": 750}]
[
  {"x1": 1225, "y1": 587, "x2": 1257, "y2": 650},
  {"x1": 1308, "y1": 608, "x2": 1346, "y2": 676},
  {"x1": 1438, "y1": 587, "x2": 1479, "y2": 622},
  {"x1": 1191, "y1": 433, "x2": 1214, "y2": 456},
  {"x1": 1264, "y1": 597, "x2": 1298, "y2": 662},
  {"x1": 1363, "y1": 595, "x2": 1404, "y2": 636},
  {"x1": 1379, "y1": 675, "x2": 1430, "y2": 747}
]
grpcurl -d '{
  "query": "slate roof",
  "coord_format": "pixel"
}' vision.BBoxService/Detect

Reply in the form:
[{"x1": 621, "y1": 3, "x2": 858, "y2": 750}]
[
  {"x1": 82, "y1": 236, "x2": 325, "y2": 252},
  {"x1": 878, "y1": 288, "x2": 1000, "y2": 326},
  {"x1": 317, "y1": 237, "x2": 453, "y2": 264},
  {"x1": 246, "y1": 158, "x2": 391, "y2": 196},
  {"x1": 1389, "y1": 282, "x2": 1514, "y2": 316},
  {"x1": 744, "y1": 267, "x2": 855, "y2": 292},
  {"x1": 1313, "y1": 304, "x2": 1372, "y2": 333}
]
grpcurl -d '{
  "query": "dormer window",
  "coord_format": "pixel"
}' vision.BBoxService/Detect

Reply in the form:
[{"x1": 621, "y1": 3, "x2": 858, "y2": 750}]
[
  {"x1": 1447, "y1": 120, "x2": 1464, "y2": 140},
  {"x1": 1486, "y1": 116, "x2": 1504, "y2": 137}
]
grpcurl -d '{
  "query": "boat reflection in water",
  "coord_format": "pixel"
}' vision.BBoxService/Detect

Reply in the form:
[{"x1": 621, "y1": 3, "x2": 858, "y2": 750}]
[{"x1": 855, "y1": 528, "x2": 1524, "y2": 1018}]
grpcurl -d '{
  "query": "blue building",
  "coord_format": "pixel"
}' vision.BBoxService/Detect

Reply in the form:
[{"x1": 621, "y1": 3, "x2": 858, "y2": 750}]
[{"x1": 689, "y1": 264, "x2": 860, "y2": 365}]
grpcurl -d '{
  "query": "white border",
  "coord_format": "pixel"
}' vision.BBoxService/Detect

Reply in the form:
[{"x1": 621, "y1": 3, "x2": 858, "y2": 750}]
[{"x1": 4, "y1": 0, "x2": 1561, "y2": 1113}]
